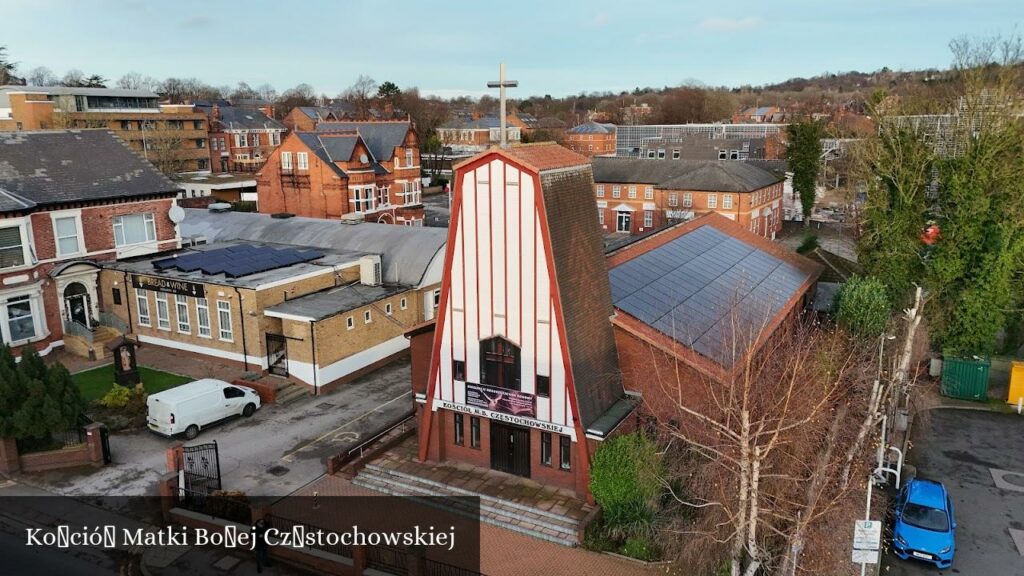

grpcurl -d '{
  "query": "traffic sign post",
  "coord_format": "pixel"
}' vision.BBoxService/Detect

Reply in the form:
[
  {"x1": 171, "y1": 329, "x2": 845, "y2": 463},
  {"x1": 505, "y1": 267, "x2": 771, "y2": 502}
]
[{"x1": 852, "y1": 519, "x2": 882, "y2": 572}]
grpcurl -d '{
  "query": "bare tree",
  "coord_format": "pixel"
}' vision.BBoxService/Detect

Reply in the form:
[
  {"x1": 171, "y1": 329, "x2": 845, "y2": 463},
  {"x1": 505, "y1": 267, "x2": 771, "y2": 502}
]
[
  {"x1": 255, "y1": 83, "x2": 277, "y2": 102},
  {"x1": 60, "y1": 69, "x2": 85, "y2": 87},
  {"x1": 115, "y1": 72, "x2": 158, "y2": 91},
  {"x1": 26, "y1": 66, "x2": 57, "y2": 86},
  {"x1": 648, "y1": 316, "x2": 877, "y2": 576},
  {"x1": 341, "y1": 75, "x2": 377, "y2": 119}
]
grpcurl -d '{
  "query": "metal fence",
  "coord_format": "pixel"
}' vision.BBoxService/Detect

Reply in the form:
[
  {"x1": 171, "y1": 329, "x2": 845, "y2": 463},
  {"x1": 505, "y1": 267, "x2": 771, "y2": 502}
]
[
  {"x1": 177, "y1": 488, "x2": 252, "y2": 525},
  {"x1": 366, "y1": 545, "x2": 408, "y2": 574}
]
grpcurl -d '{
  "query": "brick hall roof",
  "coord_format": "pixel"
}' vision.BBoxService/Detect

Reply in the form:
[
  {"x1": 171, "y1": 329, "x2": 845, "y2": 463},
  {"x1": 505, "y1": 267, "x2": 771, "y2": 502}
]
[{"x1": 607, "y1": 213, "x2": 822, "y2": 372}]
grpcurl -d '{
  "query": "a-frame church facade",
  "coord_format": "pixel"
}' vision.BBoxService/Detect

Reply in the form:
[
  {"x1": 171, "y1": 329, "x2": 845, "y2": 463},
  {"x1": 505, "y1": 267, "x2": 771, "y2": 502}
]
[{"x1": 411, "y1": 143, "x2": 638, "y2": 499}]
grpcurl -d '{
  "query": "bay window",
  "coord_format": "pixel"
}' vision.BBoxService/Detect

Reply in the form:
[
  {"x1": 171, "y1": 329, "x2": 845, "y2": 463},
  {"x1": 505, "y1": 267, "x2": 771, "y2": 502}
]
[
  {"x1": 6, "y1": 295, "x2": 35, "y2": 341},
  {"x1": 113, "y1": 213, "x2": 156, "y2": 247}
]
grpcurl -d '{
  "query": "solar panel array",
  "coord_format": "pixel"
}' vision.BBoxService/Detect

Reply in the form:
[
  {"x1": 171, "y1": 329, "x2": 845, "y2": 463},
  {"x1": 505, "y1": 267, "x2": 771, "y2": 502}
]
[
  {"x1": 609, "y1": 225, "x2": 809, "y2": 366},
  {"x1": 153, "y1": 245, "x2": 325, "y2": 279}
]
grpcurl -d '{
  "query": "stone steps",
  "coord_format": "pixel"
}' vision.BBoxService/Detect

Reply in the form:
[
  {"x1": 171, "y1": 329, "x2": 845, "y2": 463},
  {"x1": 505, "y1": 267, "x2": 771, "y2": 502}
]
[
  {"x1": 353, "y1": 464, "x2": 582, "y2": 547},
  {"x1": 274, "y1": 383, "x2": 308, "y2": 405}
]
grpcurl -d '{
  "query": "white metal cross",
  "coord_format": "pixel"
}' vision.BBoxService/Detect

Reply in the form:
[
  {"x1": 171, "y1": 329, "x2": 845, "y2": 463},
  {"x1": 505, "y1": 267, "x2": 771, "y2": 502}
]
[{"x1": 487, "y1": 63, "x2": 518, "y2": 148}]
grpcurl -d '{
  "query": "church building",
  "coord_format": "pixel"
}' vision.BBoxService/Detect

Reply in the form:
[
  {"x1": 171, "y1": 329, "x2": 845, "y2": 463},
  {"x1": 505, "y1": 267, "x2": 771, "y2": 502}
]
[{"x1": 411, "y1": 143, "x2": 638, "y2": 498}]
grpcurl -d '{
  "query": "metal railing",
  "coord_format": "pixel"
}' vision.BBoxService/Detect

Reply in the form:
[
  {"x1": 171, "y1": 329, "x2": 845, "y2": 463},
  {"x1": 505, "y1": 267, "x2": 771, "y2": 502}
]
[
  {"x1": 62, "y1": 319, "x2": 94, "y2": 343},
  {"x1": 366, "y1": 545, "x2": 408, "y2": 574},
  {"x1": 98, "y1": 311, "x2": 128, "y2": 334}
]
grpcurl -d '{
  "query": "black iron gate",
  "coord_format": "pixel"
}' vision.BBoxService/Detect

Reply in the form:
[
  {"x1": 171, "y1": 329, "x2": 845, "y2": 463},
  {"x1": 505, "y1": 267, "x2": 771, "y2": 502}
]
[
  {"x1": 266, "y1": 334, "x2": 288, "y2": 377},
  {"x1": 177, "y1": 440, "x2": 222, "y2": 494}
]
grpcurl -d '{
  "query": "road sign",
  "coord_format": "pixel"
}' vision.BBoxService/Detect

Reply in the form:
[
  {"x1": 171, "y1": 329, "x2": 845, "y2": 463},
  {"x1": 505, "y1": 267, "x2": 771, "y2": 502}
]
[
  {"x1": 853, "y1": 520, "x2": 882, "y2": 550},
  {"x1": 851, "y1": 549, "x2": 879, "y2": 564}
]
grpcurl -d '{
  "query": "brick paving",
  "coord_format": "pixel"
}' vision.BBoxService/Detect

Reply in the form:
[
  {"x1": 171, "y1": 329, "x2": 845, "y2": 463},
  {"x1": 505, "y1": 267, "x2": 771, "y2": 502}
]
[{"x1": 297, "y1": 475, "x2": 665, "y2": 576}]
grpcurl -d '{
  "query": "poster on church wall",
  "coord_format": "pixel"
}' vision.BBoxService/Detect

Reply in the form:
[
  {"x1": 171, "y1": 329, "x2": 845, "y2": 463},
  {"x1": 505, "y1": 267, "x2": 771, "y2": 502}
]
[{"x1": 465, "y1": 383, "x2": 536, "y2": 418}]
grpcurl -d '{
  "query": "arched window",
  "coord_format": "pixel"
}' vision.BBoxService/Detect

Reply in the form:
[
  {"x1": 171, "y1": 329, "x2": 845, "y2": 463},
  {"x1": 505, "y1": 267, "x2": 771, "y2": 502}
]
[{"x1": 480, "y1": 337, "x2": 520, "y2": 390}]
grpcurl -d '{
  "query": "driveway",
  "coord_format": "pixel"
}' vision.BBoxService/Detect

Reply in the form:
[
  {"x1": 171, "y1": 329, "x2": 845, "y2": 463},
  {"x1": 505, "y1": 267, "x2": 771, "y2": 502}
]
[
  {"x1": 19, "y1": 359, "x2": 413, "y2": 497},
  {"x1": 883, "y1": 409, "x2": 1024, "y2": 575}
]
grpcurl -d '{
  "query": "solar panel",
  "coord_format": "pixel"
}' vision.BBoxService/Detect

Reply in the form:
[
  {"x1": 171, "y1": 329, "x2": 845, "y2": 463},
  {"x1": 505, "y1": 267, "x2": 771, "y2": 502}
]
[{"x1": 155, "y1": 245, "x2": 325, "y2": 279}]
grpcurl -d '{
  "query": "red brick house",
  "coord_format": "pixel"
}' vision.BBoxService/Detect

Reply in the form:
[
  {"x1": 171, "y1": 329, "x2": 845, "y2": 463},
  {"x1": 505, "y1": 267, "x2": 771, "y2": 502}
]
[
  {"x1": 256, "y1": 121, "x2": 424, "y2": 225},
  {"x1": 0, "y1": 130, "x2": 181, "y2": 358},
  {"x1": 198, "y1": 104, "x2": 286, "y2": 173},
  {"x1": 409, "y1": 143, "x2": 638, "y2": 500},
  {"x1": 564, "y1": 121, "x2": 616, "y2": 157},
  {"x1": 592, "y1": 157, "x2": 785, "y2": 237}
]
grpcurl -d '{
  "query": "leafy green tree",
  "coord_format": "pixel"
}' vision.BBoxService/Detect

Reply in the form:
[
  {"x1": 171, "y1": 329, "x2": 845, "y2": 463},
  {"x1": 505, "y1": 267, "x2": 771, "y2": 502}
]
[
  {"x1": 834, "y1": 276, "x2": 891, "y2": 338},
  {"x1": 785, "y1": 121, "x2": 824, "y2": 226},
  {"x1": 376, "y1": 80, "x2": 401, "y2": 101},
  {"x1": 0, "y1": 346, "x2": 26, "y2": 438}
]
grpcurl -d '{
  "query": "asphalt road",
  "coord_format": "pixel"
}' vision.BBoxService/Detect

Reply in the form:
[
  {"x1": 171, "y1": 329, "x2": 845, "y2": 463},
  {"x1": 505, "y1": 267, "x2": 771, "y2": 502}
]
[
  {"x1": 20, "y1": 359, "x2": 413, "y2": 497},
  {"x1": 422, "y1": 192, "x2": 451, "y2": 228},
  {"x1": 882, "y1": 409, "x2": 1024, "y2": 575}
]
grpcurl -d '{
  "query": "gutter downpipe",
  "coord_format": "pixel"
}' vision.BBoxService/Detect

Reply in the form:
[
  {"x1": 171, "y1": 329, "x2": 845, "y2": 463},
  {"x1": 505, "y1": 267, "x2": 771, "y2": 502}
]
[{"x1": 232, "y1": 286, "x2": 250, "y2": 371}]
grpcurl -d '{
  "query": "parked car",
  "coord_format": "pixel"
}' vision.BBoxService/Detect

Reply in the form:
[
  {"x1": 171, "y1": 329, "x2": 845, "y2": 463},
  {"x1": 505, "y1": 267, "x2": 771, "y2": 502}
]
[
  {"x1": 147, "y1": 379, "x2": 261, "y2": 440},
  {"x1": 892, "y1": 478, "x2": 956, "y2": 569}
]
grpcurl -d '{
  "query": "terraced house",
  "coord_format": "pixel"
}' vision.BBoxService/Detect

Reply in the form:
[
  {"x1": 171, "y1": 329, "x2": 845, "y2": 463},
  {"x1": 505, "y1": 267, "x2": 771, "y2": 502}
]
[
  {"x1": 256, "y1": 121, "x2": 424, "y2": 225},
  {"x1": 591, "y1": 156, "x2": 785, "y2": 237},
  {"x1": 0, "y1": 129, "x2": 181, "y2": 359}
]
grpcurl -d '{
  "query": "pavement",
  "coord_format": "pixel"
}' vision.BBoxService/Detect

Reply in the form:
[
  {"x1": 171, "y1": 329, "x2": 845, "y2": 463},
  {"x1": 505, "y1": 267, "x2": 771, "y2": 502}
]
[
  {"x1": 882, "y1": 408, "x2": 1024, "y2": 575},
  {"x1": 16, "y1": 358, "x2": 413, "y2": 497},
  {"x1": 422, "y1": 191, "x2": 451, "y2": 228}
]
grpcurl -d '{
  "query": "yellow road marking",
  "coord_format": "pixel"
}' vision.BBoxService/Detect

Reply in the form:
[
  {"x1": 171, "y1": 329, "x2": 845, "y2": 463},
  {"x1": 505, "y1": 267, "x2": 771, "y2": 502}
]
[{"x1": 280, "y1": 391, "x2": 410, "y2": 462}]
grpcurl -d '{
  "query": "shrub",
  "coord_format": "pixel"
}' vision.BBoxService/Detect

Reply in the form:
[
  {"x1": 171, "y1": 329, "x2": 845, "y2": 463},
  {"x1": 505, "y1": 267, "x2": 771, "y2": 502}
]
[
  {"x1": 620, "y1": 535, "x2": 659, "y2": 562},
  {"x1": 589, "y1": 433, "x2": 661, "y2": 536},
  {"x1": 834, "y1": 275, "x2": 891, "y2": 339},
  {"x1": 98, "y1": 384, "x2": 134, "y2": 408},
  {"x1": 796, "y1": 232, "x2": 820, "y2": 254}
]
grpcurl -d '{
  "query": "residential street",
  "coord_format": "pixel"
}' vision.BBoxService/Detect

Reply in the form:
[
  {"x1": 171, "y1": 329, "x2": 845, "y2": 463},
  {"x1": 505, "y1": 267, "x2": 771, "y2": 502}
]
[
  {"x1": 882, "y1": 409, "x2": 1024, "y2": 576},
  {"x1": 17, "y1": 360, "x2": 412, "y2": 497}
]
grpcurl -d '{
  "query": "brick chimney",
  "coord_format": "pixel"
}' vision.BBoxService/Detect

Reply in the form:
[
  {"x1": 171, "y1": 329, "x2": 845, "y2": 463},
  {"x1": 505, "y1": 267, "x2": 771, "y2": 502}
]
[{"x1": 212, "y1": 104, "x2": 221, "y2": 122}]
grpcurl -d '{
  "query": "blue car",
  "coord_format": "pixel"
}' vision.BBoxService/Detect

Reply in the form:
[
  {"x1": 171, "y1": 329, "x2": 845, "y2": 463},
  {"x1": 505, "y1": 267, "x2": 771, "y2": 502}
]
[{"x1": 892, "y1": 478, "x2": 956, "y2": 569}]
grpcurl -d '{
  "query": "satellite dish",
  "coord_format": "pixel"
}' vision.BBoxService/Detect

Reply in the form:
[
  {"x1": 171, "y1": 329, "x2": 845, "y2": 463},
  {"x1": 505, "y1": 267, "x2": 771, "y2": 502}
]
[
  {"x1": 359, "y1": 154, "x2": 369, "y2": 164},
  {"x1": 168, "y1": 204, "x2": 186, "y2": 224}
]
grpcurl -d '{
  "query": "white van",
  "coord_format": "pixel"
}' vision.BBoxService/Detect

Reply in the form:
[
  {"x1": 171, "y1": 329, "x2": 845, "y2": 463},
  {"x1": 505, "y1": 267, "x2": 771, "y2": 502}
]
[{"x1": 147, "y1": 379, "x2": 261, "y2": 439}]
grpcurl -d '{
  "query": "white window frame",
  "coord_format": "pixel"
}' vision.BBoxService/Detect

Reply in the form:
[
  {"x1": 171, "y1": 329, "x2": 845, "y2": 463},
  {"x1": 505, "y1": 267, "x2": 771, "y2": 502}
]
[
  {"x1": 644, "y1": 211, "x2": 653, "y2": 228},
  {"x1": 346, "y1": 316, "x2": 354, "y2": 330},
  {"x1": 351, "y1": 186, "x2": 375, "y2": 213},
  {"x1": 217, "y1": 300, "x2": 233, "y2": 342},
  {"x1": 598, "y1": 208, "x2": 605, "y2": 225},
  {"x1": 596, "y1": 185, "x2": 605, "y2": 197},
  {"x1": 405, "y1": 148, "x2": 414, "y2": 167},
  {"x1": 135, "y1": 289, "x2": 150, "y2": 327},
  {"x1": 297, "y1": 152, "x2": 309, "y2": 171},
  {"x1": 281, "y1": 151, "x2": 292, "y2": 170},
  {"x1": 364, "y1": 310, "x2": 372, "y2": 324},
  {"x1": 175, "y1": 294, "x2": 190, "y2": 334},
  {"x1": 154, "y1": 293, "x2": 170, "y2": 330},
  {"x1": 668, "y1": 193, "x2": 678, "y2": 207},
  {"x1": 196, "y1": 297, "x2": 211, "y2": 338},
  {"x1": 270, "y1": 132, "x2": 281, "y2": 146},
  {"x1": 683, "y1": 192, "x2": 693, "y2": 207},
  {"x1": 51, "y1": 211, "x2": 84, "y2": 257},
  {"x1": 723, "y1": 194, "x2": 734, "y2": 209},
  {"x1": 251, "y1": 133, "x2": 260, "y2": 147},
  {"x1": 644, "y1": 186, "x2": 654, "y2": 200},
  {"x1": 612, "y1": 185, "x2": 621, "y2": 199},
  {"x1": 2, "y1": 291, "x2": 43, "y2": 344},
  {"x1": 628, "y1": 185, "x2": 637, "y2": 199},
  {"x1": 385, "y1": 302, "x2": 393, "y2": 316},
  {"x1": 0, "y1": 221, "x2": 31, "y2": 271},
  {"x1": 400, "y1": 297, "x2": 408, "y2": 310},
  {"x1": 113, "y1": 213, "x2": 156, "y2": 248},
  {"x1": 708, "y1": 194, "x2": 718, "y2": 209},
  {"x1": 235, "y1": 133, "x2": 247, "y2": 148}
]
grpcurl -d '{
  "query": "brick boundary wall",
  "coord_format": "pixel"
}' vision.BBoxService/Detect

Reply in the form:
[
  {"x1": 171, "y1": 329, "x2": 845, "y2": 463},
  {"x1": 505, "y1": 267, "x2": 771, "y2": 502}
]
[
  {"x1": 0, "y1": 423, "x2": 107, "y2": 474},
  {"x1": 233, "y1": 380, "x2": 277, "y2": 404}
]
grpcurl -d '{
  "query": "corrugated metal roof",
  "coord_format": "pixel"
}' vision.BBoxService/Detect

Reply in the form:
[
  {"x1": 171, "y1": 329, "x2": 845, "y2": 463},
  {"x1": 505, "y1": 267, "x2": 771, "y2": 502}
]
[
  {"x1": 180, "y1": 209, "x2": 447, "y2": 287},
  {"x1": 609, "y1": 223, "x2": 813, "y2": 367}
]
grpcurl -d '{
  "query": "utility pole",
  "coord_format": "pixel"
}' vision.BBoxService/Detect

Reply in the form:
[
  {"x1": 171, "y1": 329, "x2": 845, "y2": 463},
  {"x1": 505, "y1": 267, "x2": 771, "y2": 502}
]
[{"x1": 487, "y1": 63, "x2": 518, "y2": 148}]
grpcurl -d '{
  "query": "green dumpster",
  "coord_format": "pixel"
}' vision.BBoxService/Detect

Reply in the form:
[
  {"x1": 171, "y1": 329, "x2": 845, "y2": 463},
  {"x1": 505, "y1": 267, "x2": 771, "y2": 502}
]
[{"x1": 940, "y1": 355, "x2": 991, "y2": 401}]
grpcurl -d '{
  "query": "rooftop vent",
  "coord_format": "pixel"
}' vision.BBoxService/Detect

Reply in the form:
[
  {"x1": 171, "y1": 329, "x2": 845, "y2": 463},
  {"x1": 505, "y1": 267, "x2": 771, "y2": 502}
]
[
  {"x1": 208, "y1": 202, "x2": 232, "y2": 213},
  {"x1": 271, "y1": 212, "x2": 294, "y2": 219},
  {"x1": 340, "y1": 213, "x2": 363, "y2": 225}
]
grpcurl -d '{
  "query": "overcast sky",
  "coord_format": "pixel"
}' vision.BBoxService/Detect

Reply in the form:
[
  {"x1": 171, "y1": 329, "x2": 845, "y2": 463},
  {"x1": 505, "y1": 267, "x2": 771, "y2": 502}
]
[{"x1": 2, "y1": 0, "x2": 1020, "y2": 98}]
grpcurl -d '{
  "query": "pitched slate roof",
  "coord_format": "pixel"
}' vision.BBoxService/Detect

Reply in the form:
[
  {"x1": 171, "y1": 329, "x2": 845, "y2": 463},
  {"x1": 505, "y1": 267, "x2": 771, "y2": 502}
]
[
  {"x1": 607, "y1": 213, "x2": 822, "y2": 368},
  {"x1": 592, "y1": 157, "x2": 781, "y2": 192},
  {"x1": 315, "y1": 121, "x2": 411, "y2": 162},
  {"x1": 0, "y1": 130, "x2": 180, "y2": 212},
  {"x1": 213, "y1": 106, "x2": 284, "y2": 131},
  {"x1": 568, "y1": 121, "x2": 615, "y2": 134},
  {"x1": 293, "y1": 133, "x2": 361, "y2": 177}
]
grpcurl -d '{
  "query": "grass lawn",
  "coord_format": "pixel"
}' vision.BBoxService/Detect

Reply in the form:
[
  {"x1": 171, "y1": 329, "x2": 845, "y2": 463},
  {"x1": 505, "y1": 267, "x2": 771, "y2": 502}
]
[{"x1": 72, "y1": 364, "x2": 192, "y2": 402}]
